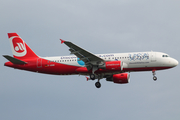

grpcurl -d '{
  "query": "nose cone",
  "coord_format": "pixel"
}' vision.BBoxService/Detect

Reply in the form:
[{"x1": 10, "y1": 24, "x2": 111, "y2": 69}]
[
  {"x1": 174, "y1": 59, "x2": 179, "y2": 66},
  {"x1": 172, "y1": 59, "x2": 178, "y2": 67}
]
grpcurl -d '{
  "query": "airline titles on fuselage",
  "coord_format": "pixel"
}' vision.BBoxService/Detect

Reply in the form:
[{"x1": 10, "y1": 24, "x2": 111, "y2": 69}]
[{"x1": 49, "y1": 53, "x2": 150, "y2": 66}]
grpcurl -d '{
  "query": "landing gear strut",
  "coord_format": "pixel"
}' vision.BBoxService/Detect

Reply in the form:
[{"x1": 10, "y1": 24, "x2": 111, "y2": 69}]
[
  {"x1": 90, "y1": 66, "x2": 98, "y2": 80},
  {"x1": 152, "y1": 70, "x2": 157, "y2": 81},
  {"x1": 89, "y1": 74, "x2": 102, "y2": 88}
]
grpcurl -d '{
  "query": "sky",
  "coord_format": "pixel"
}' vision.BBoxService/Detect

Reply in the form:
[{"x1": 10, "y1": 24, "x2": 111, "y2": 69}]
[{"x1": 1, "y1": 0, "x2": 180, "y2": 120}]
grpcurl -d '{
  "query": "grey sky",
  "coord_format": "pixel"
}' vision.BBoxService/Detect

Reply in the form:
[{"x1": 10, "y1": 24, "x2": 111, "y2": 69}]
[{"x1": 1, "y1": 0, "x2": 180, "y2": 120}]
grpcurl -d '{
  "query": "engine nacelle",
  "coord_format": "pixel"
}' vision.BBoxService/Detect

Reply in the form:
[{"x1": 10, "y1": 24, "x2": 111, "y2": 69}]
[
  {"x1": 99, "y1": 61, "x2": 123, "y2": 71},
  {"x1": 113, "y1": 73, "x2": 130, "y2": 84}
]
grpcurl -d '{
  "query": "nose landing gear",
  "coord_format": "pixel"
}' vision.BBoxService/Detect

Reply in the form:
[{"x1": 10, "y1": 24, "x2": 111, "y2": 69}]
[
  {"x1": 153, "y1": 76, "x2": 157, "y2": 81},
  {"x1": 152, "y1": 70, "x2": 157, "y2": 81}
]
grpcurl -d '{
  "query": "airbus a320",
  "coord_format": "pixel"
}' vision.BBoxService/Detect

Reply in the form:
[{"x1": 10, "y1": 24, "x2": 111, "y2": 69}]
[{"x1": 3, "y1": 33, "x2": 178, "y2": 88}]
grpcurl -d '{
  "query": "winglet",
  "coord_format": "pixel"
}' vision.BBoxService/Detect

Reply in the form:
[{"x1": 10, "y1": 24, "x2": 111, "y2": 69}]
[{"x1": 60, "y1": 39, "x2": 65, "y2": 44}]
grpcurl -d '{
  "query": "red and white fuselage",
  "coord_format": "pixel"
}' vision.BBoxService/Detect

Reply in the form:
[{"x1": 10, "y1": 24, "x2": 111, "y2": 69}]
[{"x1": 3, "y1": 33, "x2": 178, "y2": 88}]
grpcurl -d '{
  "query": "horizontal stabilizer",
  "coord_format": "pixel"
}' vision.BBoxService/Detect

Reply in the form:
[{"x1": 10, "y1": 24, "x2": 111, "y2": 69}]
[{"x1": 3, "y1": 55, "x2": 27, "y2": 64}]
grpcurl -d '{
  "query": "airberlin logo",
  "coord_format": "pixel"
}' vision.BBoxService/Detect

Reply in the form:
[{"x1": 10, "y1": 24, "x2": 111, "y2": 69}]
[
  {"x1": 14, "y1": 43, "x2": 26, "y2": 52},
  {"x1": 10, "y1": 36, "x2": 27, "y2": 57}
]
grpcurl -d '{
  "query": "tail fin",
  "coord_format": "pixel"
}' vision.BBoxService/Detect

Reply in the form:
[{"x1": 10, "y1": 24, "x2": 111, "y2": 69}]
[{"x1": 8, "y1": 33, "x2": 39, "y2": 60}]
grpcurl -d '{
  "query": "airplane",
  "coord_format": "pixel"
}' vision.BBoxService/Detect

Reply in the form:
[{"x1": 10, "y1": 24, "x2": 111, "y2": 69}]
[{"x1": 3, "y1": 33, "x2": 179, "y2": 88}]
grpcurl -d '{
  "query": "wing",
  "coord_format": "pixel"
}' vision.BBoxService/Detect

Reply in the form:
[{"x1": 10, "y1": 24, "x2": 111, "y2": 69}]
[{"x1": 60, "y1": 39, "x2": 105, "y2": 70}]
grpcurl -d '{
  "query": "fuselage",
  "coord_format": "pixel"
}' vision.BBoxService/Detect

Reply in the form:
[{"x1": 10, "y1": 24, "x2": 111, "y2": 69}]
[
  {"x1": 5, "y1": 51, "x2": 178, "y2": 75},
  {"x1": 4, "y1": 33, "x2": 179, "y2": 88}
]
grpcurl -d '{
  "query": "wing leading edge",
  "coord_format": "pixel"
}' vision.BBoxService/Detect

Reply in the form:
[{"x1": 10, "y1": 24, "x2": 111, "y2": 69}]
[{"x1": 60, "y1": 39, "x2": 105, "y2": 70}]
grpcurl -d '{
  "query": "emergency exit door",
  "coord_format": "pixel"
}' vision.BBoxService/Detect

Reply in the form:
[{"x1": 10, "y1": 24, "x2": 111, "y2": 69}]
[
  {"x1": 151, "y1": 52, "x2": 156, "y2": 62},
  {"x1": 37, "y1": 58, "x2": 42, "y2": 68}
]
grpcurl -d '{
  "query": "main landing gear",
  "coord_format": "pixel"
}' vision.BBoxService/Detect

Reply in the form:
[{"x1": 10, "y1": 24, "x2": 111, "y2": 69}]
[
  {"x1": 95, "y1": 81, "x2": 101, "y2": 88},
  {"x1": 89, "y1": 66, "x2": 102, "y2": 88},
  {"x1": 152, "y1": 70, "x2": 157, "y2": 81},
  {"x1": 89, "y1": 73, "x2": 102, "y2": 88},
  {"x1": 90, "y1": 74, "x2": 95, "y2": 80}
]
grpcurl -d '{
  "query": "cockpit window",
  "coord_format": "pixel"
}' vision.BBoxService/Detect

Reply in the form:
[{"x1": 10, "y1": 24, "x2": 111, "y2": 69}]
[{"x1": 162, "y1": 55, "x2": 169, "y2": 57}]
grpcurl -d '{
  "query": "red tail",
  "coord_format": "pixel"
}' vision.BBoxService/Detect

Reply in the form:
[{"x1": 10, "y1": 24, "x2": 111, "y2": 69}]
[{"x1": 8, "y1": 33, "x2": 39, "y2": 60}]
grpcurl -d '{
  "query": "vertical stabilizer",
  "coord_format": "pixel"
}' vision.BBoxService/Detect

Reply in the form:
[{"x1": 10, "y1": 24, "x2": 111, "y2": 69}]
[{"x1": 8, "y1": 33, "x2": 39, "y2": 60}]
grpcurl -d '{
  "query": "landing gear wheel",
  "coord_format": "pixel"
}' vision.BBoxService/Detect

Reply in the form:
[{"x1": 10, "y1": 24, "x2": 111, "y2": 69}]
[
  {"x1": 153, "y1": 76, "x2": 157, "y2": 81},
  {"x1": 90, "y1": 74, "x2": 95, "y2": 80},
  {"x1": 95, "y1": 82, "x2": 101, "y2": 88}
]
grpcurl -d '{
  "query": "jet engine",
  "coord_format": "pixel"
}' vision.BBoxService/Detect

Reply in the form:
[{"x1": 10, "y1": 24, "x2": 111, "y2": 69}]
[
  {"x1": 106, "y1": 73, "x2": 130, "y2": 84},
  {"x1": 113, "y1": 73, "x2": 130, "y2": 84}
]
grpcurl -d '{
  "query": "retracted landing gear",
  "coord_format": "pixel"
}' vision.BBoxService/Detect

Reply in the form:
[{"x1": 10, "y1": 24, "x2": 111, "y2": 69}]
[{"x1": 152, "y1": 70, "x2": 157, "y2": 81}]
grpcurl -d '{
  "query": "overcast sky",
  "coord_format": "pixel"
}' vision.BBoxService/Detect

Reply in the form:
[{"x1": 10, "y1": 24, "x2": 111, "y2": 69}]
[{"x1": 1, "y1": 0, "x2": 180, "y2": 120}]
